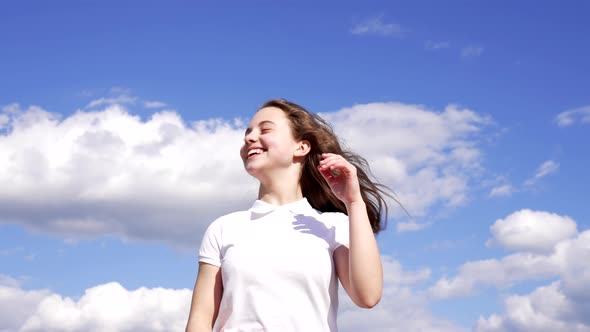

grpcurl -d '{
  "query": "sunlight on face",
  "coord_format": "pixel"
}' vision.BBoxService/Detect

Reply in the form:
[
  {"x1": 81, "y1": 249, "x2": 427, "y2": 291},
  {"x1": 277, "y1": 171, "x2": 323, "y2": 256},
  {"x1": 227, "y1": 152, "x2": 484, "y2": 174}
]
[{"x1": 240, "y1": 107, "x2": 299, "y2": 177}]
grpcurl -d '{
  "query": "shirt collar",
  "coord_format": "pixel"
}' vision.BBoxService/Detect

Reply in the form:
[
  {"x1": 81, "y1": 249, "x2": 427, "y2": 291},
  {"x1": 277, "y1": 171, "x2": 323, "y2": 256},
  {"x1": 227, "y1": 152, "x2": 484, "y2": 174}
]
[{"x1": 248, "y1": 197, "x2": 315, "y2": 215}]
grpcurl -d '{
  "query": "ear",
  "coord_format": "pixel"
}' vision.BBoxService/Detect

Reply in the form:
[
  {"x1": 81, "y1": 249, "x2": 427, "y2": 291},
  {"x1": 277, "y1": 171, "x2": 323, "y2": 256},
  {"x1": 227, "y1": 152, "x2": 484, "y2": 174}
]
[{"x1": 294, "y1": 140, "x2": 311, "y2": 157}]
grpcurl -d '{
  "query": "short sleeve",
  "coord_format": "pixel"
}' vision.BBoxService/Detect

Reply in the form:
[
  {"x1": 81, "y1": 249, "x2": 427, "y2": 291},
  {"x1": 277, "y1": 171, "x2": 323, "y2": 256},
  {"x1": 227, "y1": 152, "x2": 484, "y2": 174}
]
[
  {"x1": 326, "y1": 212, "x2": 349, "y2": 251},
  {"x1": 198, "y1": 220, "x2": 222, "y2": 267}
]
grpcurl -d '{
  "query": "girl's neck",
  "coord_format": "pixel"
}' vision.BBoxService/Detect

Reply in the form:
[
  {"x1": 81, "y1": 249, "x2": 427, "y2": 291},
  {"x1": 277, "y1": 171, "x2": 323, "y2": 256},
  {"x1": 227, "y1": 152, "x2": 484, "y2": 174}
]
[{"x1": 257, "y1": 177, "x2": 303, "y2": 206}]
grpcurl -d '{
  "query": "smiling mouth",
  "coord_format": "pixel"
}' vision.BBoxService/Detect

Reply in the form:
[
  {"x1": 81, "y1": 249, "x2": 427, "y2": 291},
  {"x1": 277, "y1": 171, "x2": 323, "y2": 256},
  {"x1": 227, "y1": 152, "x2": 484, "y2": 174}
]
[{"x1": 247, "y1": 148, "x2": 265, "y2": 159}]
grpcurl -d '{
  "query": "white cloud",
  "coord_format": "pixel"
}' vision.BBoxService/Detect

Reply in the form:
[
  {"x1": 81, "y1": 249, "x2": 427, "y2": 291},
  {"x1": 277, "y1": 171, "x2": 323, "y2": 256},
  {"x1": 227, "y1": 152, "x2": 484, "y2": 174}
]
[
  {"x1": 429, "y1": 252, "x2": 559, "y2": 299},
  {"x1": 85, "y1": 95, "x2": 137, "y2": 109},
  {"x1": 461, "y1": 45, "x2": 484, "y2": 58},
  {"x1": 0, "y1": 101, "x2": 489, "y2": 247},
  {"x1": 322, "y1": 102, "x2": 490, "y2": 217},
  {"x1": 525, "y1": 160, "x2": 559, "y2": 186},
  {"x1": 0, "y1": 285, "x2": 50, "y2": 332},
  {"x1": 0, "y1": 114, "x2": 9, "y2": 129},
  {"x1": 0, "y1": 257, "x2": 466, "y2": 332},
  {"x1": 487, "y1": 209, "x2": 577, "y2": 253},
  {"x1": 0, "y1": 274, "x2": 22, "y2": 288},
  {"x1": 489, "y1": 184, "x2": 514, "y2": 197},
  {"x1": 2, "y1": 103, "x2": 21, "y2": 114},
  {"x1": 430, "y1": 211, "x2": 588, "y2": 303},
  {"x1": 351, "y1": 15, "x2": 403, "y2": 37},
  {"x1": 475, "y1": 280, "x2": 590, "y2": 332},
  {"x1": 534, "y1": 160, "x2": 560, "y2": 178},
  {"x1": 143, "y1": 100, "x2": 167, "y2": 109},
  {"x1": 425, "y1": 40, "x2": 450, "y2": 50},
  {"x1": 338, "y1": 256, "x2": 465, "y2": 332},
  {"x1": 0, "y1": 103, "x2": 256, "y2": 249},
  {"x1": 0, "y1": 282, "x2": 191, "y2": 332},
  {"x1": 396, "y1": 220, "x2": 431, "y2": 233},
  {"x1": 555, "y1": 105, "x2": 590, "y2": 127}
]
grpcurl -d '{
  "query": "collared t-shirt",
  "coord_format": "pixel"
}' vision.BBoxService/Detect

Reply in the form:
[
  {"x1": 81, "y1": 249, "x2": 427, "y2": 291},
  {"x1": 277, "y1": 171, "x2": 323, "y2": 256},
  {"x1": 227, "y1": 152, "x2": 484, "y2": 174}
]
[{"x1": 198, "y1": 198, "x2": 350, "y2": 332}]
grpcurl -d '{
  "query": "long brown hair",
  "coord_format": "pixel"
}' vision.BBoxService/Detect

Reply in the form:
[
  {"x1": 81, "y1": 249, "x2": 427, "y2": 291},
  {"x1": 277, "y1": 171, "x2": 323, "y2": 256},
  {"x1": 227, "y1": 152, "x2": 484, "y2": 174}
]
[{"x1": 260, "y1": 99, "x2": 392, "y2": 234}]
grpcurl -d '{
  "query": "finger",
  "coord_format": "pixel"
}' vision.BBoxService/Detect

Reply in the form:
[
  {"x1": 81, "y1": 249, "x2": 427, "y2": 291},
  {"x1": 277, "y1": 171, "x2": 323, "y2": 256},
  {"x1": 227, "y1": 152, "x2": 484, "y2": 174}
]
[
  {"x1": 319, "y1": 154, "x2": 346, "y2": 168},
  {"x1": 318, "y1": 165, "x2": 337, "y2": 182},
  {"x1": 320, "y1": 153, "x2": 343, "y2": 161},
  {"x1": 320, "y1": 158, "x2": 350, "y2": 174}
]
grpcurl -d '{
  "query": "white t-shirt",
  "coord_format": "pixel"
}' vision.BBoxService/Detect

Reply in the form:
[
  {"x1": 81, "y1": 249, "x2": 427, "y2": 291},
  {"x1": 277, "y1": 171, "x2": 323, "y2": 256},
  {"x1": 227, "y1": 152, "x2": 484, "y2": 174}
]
[{"x1": 198, "y1": 198, "x2": 350, "y2": 332}]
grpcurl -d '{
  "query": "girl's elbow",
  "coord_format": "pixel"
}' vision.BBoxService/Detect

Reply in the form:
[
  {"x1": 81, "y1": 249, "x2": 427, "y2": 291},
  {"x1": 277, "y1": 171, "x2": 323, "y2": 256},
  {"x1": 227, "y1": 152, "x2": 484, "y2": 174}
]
[{"x1": 355, "y1": 291, "x2": 382, "y2": 309}]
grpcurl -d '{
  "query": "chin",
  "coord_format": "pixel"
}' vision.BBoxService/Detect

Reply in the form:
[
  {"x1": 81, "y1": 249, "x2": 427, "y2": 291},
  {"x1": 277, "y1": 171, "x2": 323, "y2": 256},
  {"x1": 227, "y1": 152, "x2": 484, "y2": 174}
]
[{"x1": 243, "y1": 163, "x2": 262, "y2": 178}]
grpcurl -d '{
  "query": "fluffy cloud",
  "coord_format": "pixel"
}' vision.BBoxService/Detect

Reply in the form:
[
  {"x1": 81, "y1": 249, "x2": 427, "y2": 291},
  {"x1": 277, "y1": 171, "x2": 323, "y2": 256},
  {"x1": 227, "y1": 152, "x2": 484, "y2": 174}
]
[
  {"x1": 0, "y1": 257, "x2": 466, "y2": 332},
  {"x1": 487, "y1": 209, "x2": 577, "y2": 253},
  {"x1": 338, "y1": 257, "x2": 465, "y2": 332},
  {"x1": 0, "y1": 103, "x2": 256, "y2": 248},
  {"x1": 0, "y1": 282, "x2": 191, "y2": 332},
  {"x1": 0, "y1": 285, "x2": 50, "y2": 332},
  {"x1": 322, "y1": 102, "x2": 489, "y2": 217},
  {"x1": 430, "y1": 210, "x2": 582, "y2": 299},
  {"x1": 475, "y1": 280, "x2": 590, "y2": 332},
  {"x1": 0, "y1": 274, "x2": 22, "y2": 288},
  {"x1": 0, "y1": 101, "x2": 489, "y2": 246},
  {"x1": 555, "y1": 105, "x2": 590, "y2": 127},
  {"x1": 429, "y1": 251, "x2": 559, "y2": 299},
  {"x1": 431, "y1": 210, "x2": 590, "y2": 331}
]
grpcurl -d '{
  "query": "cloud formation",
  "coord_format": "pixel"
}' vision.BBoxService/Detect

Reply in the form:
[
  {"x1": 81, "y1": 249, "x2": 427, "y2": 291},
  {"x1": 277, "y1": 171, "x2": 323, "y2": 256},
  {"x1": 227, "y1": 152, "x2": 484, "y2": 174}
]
[
  {"x1": 0, "y1": 101, "x2": 489, "y2": 246},
  {"x1": 489, "y1": 184, "x2": 514, "y2": 197},
  {"x1": 431, "y1": 209, "x2": 590, "y2": 331},
  {"x1": 487, "y1": 209, "x2": 577, "y2": 253},
  {"x1": 322, "y1": 102, "x2": 490, "y2": 217},
  {"x1": 475, "y1": 280, "x2": 590, "y2": 332},
  {"x1": 425, "y1": 40, "x2": 450, "y2": 50},
  {"x1": 555, "y1": 105, "x2": 590, "y2": 127},
  {"x1": 85, "y1": 95, "x2": 138, "y2": 109},
  {"x1": 338, "y1": 257, "x2": 465, "y2": 331},
  {"x1": 475, "y1": 227, "x2": 590, "y2": 331},
  {"x1": 0, "y1": 282, "x2": 190, "y2": 332},
  {"x1": 396, "y1": 220, "x2": 431, "y2": 233},
  {"x1": 143, "y1": 101, "x2": 168, "y2": 109},
  {"x1": 525, "y1": 160, "x2": 559, "y2": 186},
  {"x1": 0, "y1": 256, "x2": 466, "y2": 332},
  {"x1": 430, "y1": 209, "x2": 581, "y2": 299},
  {"x1": 461, "y1": 45, "x2": 484, "y2": 58},
  {"x1": 351, "y1": 15, "x2": 403, "y2": 37}
]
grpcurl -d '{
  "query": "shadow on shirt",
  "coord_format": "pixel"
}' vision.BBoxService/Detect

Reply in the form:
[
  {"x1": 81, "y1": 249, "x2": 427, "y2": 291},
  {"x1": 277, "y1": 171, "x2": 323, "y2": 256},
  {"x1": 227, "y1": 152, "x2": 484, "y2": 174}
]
[{"x1": 291, "y1": 214, "x2": 334, "y2": 248}]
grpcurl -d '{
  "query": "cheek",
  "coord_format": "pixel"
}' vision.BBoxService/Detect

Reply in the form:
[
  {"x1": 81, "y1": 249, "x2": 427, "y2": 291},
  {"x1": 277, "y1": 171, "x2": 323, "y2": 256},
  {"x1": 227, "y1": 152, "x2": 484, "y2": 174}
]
[{"x1": 239, "y1": 145, "x2": 247, "y2": 159}]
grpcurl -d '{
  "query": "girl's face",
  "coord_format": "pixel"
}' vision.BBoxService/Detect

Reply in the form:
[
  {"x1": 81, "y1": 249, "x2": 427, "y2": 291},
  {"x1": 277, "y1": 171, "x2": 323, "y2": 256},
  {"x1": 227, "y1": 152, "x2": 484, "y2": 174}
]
[{"x1": 240, "y1": 107, "x2": 302, "y2": 177}]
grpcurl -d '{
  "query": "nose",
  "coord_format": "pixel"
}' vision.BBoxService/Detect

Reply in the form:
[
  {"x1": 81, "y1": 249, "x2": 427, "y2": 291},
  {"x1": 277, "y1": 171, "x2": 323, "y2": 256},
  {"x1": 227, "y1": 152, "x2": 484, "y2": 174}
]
[{"x1": 244, "y1": 130, "x2": 257, "y2": 144}]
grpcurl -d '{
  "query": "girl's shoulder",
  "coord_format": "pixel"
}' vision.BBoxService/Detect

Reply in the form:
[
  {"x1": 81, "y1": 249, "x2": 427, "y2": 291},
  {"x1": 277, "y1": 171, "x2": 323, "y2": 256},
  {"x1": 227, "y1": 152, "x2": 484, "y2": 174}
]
[
  {"x1": 209, "y1": 210, "x2": 251, "y2": 226},
  {"x1": 317, "y1": 210, "x2": 349, "y2": 226}
]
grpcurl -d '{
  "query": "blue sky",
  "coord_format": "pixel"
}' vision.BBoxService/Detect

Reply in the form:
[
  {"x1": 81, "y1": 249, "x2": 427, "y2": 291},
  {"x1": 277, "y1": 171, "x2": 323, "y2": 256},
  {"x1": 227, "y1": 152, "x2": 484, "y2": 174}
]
[{"x1": 1, "y1": 1, "x2": 590, "y2": 331}]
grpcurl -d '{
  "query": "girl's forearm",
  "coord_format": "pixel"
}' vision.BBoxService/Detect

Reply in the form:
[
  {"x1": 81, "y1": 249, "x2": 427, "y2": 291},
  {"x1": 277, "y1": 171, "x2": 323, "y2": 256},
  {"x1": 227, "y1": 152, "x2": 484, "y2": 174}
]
[{"x1": 346, "y1": 200, "x2": 383, "y2": 308}]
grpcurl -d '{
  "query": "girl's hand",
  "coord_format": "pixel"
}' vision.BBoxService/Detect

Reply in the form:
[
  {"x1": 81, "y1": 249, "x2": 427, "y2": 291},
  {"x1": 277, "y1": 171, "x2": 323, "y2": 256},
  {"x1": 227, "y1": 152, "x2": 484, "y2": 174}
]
[{"x1": 318, "y1": 153, "x2": 362, "y2": 205}]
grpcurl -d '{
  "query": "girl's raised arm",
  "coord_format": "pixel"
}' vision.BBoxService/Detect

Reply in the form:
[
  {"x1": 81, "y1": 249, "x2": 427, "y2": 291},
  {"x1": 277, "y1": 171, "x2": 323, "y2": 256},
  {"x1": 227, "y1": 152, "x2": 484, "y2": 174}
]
[{"x1": 319, "y1": 153, "x2": 383, "y2": 308}]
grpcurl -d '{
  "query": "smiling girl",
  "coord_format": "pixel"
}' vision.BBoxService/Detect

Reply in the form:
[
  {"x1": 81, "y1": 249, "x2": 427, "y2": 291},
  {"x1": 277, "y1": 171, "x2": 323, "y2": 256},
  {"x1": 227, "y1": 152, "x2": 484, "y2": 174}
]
[{"x1": 186, "y1": 99, "x2": 389, "y2": 332}]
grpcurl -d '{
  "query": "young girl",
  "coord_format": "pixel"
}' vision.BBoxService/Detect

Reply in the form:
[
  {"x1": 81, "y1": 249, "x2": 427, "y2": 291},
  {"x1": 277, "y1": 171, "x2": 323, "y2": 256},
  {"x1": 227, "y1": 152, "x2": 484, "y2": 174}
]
[{"x1": 186, "y1": 99, "x2": 389, "y2": 332}]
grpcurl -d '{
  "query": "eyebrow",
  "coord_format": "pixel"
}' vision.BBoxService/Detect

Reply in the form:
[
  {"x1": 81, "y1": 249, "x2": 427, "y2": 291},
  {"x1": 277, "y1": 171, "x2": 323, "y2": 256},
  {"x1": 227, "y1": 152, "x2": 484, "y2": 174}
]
[{"x1": 244, "y1": 120, "x2": 276, "y2": 135}]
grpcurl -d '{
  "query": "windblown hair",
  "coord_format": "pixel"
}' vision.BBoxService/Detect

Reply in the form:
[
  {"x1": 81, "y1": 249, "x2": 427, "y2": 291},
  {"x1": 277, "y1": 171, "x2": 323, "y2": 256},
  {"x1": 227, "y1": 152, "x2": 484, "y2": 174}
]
[{"x1": 260, "y1": 99, "x2": 392, "y2": 234}]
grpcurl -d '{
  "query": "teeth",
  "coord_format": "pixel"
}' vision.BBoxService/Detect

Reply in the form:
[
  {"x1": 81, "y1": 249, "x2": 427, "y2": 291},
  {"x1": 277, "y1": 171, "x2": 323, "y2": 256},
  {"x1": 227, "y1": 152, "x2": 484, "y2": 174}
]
[{"x1": 248, "y1": 148, "x2": 264, "y2": 156}]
